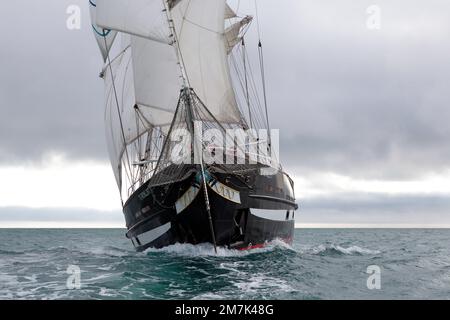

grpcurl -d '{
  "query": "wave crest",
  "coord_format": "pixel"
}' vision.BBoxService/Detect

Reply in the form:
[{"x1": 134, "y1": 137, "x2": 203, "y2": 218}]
[
  {"x1": 144, "y1": 239, "x2": 293, "y2": 257},
  {"x1": 303, "y1": 244, "x2": 380, "y2": 256}
]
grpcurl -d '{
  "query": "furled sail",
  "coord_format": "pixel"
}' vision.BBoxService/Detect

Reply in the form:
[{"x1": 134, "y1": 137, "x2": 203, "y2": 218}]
[
  {"x1": 89, "y1": 0, "x2": 117, "y2": 61},
  {"x1": 224, "y1": 16, "x2": 253, "y2": 54},
  {"x1": 170, "y1": 0, "x2": 243, "y2": 124}
]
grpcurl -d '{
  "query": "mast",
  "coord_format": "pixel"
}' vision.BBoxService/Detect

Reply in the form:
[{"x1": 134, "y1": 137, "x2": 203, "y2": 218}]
[
  {"x1": 242, "y1": 37, "x2": 253, "y2": 128},
  {"x1": 165, "y1": 0, "x2": 219, "y2": 253},
  {"x1": 162, "y1": 0, "x2": 190, "y2": 89},
  {"x1": 259, "y1": 40, "x2": 271, "y2": 146}
]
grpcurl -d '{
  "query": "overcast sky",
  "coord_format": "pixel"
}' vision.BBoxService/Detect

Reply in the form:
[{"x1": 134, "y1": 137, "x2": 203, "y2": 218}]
[{"x1": 1, "y1": 0, "x2": 450, "y2": 227}]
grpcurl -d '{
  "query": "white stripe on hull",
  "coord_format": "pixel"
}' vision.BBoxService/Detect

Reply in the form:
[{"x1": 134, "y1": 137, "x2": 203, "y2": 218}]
[
  {"x1": 136, "y1": 222, "x2": 171, "y2": 245},
  {"x1": 250, "y1": 208, "x2": 295, "y2": 222}
]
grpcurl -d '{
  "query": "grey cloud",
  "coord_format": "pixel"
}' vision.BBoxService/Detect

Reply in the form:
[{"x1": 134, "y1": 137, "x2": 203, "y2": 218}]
[
  {"x1": 1, "y1": 0, "x2": 449, "y2": 182},
  {"x1": 0, "y1": 0, "x2": 106, "y2": 163},
  {"x1": 260, "y1": 0, "x2": 450, "y2": 179}
]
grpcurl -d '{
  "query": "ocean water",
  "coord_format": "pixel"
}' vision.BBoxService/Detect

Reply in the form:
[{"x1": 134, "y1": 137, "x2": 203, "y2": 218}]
[{"x1": 0, "y1": 228, "x2": 449, "y2": 300}]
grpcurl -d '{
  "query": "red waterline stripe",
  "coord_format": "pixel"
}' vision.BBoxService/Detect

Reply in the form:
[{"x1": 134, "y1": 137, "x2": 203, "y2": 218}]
[
  {"x1": 237, "y1": 237, "x2": 293, "y2": 251},
  {"x1": 238, "y1": 243, "x2": 266, "y2": 251}
]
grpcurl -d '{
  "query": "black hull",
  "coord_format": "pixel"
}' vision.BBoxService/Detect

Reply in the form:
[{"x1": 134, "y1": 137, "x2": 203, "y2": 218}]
[{"x1": 122, "y1": 165, "x2": 297, "y2": 251}]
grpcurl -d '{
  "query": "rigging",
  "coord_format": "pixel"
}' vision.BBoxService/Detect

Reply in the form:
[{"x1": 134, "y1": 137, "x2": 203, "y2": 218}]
[{"x1": 103, "y1": 34, "x2": 132, "y2": 203}]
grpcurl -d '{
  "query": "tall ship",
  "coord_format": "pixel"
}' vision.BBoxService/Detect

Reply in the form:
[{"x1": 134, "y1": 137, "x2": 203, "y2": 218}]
[{"x1": 89, "y1": 0, "x2": 297, "y2": 252}]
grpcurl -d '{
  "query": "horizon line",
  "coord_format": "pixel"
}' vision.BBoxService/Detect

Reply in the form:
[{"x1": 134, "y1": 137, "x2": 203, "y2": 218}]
[{"x1": 1, "y1": 224, "x2": 450, "y2": 229}]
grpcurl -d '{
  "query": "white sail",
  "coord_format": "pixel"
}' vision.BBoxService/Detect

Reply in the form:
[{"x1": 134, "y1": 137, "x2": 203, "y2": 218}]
[
  {"x1": 89, "y1": 0, "x2": 117, "y2": 61},
  {"x1": 103, "y1": 40, "x2": 181, "y2": 189},
  {"x1": 95, "y1": 0, "x2": 172, "y2": 44},
  {"x1": 131, "y1": 36, "x2": 182, "y2": 128},
  {"x1": 171, "y1": 0, "x2": 243, "y2": 124},
  {"x1": 94, "y1": 0, "x2": 253, "y2": 194},
  {"x1": 103, "y1": 48, "x2": 134, "y2": 188}
]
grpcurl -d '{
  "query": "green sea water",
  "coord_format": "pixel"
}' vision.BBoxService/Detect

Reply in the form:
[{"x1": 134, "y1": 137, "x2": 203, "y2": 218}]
[{"x1": 0, "y1": 229, "x2": 449, "y2": 299}]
